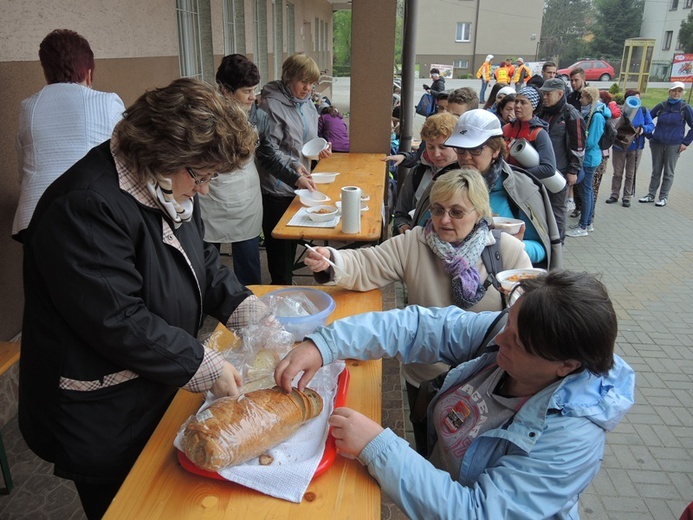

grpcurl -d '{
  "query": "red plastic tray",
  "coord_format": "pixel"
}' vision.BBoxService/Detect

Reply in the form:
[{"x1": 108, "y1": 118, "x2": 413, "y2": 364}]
[{"x1": 177, "y1": 367, "x2": 350, "y2": 481}]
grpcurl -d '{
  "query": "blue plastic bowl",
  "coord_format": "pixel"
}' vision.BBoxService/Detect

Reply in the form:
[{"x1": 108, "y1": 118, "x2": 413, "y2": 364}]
[{"x1": 261, "y1": 288, "x2": 336, "y2": 341}]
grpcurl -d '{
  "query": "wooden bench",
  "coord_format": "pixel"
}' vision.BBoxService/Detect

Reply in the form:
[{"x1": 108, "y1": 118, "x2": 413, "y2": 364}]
[{"x1": 0, "y1": 341, "x2": 20, "y2": 494}]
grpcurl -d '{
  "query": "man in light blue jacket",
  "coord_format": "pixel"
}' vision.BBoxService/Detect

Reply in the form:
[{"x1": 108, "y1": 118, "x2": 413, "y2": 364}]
[{"x1": 275, "y1": 270, "x2": 635, "y2": 519}]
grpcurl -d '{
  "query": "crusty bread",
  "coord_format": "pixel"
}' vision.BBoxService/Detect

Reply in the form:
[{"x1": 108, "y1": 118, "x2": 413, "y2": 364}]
[{"x1": 181, "y1": 387, "x2": 323, "y2": 471}]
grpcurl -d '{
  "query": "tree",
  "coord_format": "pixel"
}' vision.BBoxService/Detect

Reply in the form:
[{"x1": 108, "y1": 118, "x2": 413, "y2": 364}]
[
  {"x1": 539, "y1": 0, "x2": 592, "y2": 65},
  {"x1": 332, "y1": 10, "x2": 352, "y2": 76},
  {"x1": 680, "y1": 11, "x2": 693, "y2": 53},
  {"x1": 590, "y1": 0, "x2": 644, "y2": 59}
]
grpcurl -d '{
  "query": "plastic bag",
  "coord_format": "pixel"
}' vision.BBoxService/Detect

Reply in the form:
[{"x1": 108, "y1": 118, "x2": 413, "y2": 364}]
[
  {"x1": 264, "y1": 292, "x2": 320, "y2": 318},
  {"x1": 215, "y1": 317, "x2": 295, "y2": 393}
]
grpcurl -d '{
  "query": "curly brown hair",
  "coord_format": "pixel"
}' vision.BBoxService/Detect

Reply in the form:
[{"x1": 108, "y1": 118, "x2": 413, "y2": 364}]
[
  {"x1": 420, "y1": 112, "x2": 458, "y2": 142},
  {"x1": 113, "y1": 78, "x2": 256, "y2": 182}
]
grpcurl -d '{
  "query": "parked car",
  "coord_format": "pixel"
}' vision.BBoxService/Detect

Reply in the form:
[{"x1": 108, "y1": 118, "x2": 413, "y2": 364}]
[{"x1": 557, "y1": 60, "x2": 615, "y2": 81}]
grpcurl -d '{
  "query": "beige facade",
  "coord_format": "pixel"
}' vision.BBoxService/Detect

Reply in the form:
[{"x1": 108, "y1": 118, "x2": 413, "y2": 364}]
[
  {"x1": 0, "y1": 0, "x2": 397, "y2": 340},
  {"x1": 415, "y1": 0, "x2": 544, "y2": 77}
]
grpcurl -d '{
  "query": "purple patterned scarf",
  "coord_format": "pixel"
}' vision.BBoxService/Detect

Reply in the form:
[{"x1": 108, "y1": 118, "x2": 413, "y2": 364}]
[{"x1": 424, "y1": 218, "x2": 490, "y2": 308}]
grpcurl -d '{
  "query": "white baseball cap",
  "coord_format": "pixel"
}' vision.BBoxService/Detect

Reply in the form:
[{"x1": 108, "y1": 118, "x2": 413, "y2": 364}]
[
  {"x1": 445, "y1": 109, "x2": 503, "y2": 149},
  {"x1": 670, "y1": 81, "x2": 686, "y2": 91},
  {"x1": 486, "y1": 54, "x2": 494, "y2": 62}
]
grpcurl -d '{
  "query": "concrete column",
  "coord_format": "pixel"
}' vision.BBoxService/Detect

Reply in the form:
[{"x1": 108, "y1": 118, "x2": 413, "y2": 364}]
[{"x1": 349, "y1": 0, "x2": 397, "y2": 153}]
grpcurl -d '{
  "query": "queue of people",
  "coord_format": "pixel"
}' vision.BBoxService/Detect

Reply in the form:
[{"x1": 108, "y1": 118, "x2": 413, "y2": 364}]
[{"x1": 9, "y1": 31, "x2": 643, "y2": 519}]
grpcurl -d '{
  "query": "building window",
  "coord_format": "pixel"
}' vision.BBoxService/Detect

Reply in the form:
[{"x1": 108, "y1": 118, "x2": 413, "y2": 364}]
[
  {"x1": 287, "y1": 3, "x2": 296, "y2": 54},
  {"x1": 676, "y1": 36, "x2": 684, "y2": 50},
  {"x1": 254, "y1": 1, "x2": 269, "y2": 82},
  {"x1": 455, "y1": 22, "x2": 471, "y2": 42},
  {"x1": 273, "y1": 0, "x2": 283, "y2": 79},
  {"x1": 176, "y1": 0, "x2": 203, "y2": 79},
  {"x1": 223, "y1": 0, "x2": 245, "y2": 54},
  {"x1": 664, "y1": 30, "x2": 673, "y2": 50},
  {"x1": 453, "y1": 59, "x2": 469, "y2": 69},
  {"x1": 671, "y1": 0, "x2": 679, "y2": 8},
  {"x1": 686, "y1": 0, "x2": 692, "y2": 8}
]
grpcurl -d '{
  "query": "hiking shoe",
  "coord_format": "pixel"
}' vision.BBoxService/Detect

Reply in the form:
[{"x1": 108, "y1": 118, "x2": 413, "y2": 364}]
[
  {"x1": 570, "y1": 208, "x2": 581, "y2": 218},
  {"x1": 605, "y1": 196, "x2": 618, "y2": 204},
  {"x1": 622, "y1": 200, "x2": 631, "y2": 207},
  {"x1": 655, "y1": 198, "x2": 667, "y2": 207},
  {"x1": 639, "y1": 194, "x2": 655, "y2": 203},
  {"x1": 566, "y1": 226, "x2": 588, "y2": 237}
]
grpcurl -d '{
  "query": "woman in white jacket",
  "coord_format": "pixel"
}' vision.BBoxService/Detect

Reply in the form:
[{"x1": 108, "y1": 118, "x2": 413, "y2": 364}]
[
  {"x1": 304, "y1": 168, "x2": 531, "y2": 453},
  {"x1": 12, "y1": 29, "x2": 124, "y2": 242}
]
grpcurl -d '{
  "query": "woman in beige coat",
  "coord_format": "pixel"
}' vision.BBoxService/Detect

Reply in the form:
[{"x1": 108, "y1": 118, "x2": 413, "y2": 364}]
[{"x1": 304, "y1": 168, "x2": 531, "y2": 454}]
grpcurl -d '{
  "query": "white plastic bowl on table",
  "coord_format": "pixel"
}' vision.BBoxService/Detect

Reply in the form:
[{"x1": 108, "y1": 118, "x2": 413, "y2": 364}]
[
  {"x1": 295, "y1": 189, "x2": 330, "y2": 207},
  {"x1": 311, "y1": 172, "x2": 340, "y2": 184},
  {"x1": 492, "y1": 217, "x2": 524, "y2": 235},
  {"x1": 496, "y1": 268, "x2": 547, "y2": 292},
  {"x1": 302, "y1": 137, "x2": 328, "y2": 159},
  {"x1": 305, "y1": 205, "x2": 339, "y2": 222}
]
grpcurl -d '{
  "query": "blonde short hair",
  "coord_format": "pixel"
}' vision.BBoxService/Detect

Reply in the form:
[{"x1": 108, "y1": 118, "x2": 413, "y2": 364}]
[
  {"x1": 281, "y1": 53, "x2": 320, "y2": 84},
  {"x1": 420, "y1": 112, "x2": 458, "y2": 142},
  {"x1": 113, "y1": 78, "x2": 256, "y2": 183},
  {"x1": 430, "y1": 168, "x2": 492, "y2": 221},
  {"x1": 581, "y1": 86, "x2": 599, "y2": 106}
]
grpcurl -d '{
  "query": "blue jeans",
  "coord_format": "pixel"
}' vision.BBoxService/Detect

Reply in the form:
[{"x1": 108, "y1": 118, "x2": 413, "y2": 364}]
[
  {"x1": 480, "y1": 79, "x2": 489, "y2": 103},
  {"x1": 208, "y1": 237, "x2": 262, "y2": 285},
  {"x1": 579, "y1": 165, "x2": 596, "y2": 228}
]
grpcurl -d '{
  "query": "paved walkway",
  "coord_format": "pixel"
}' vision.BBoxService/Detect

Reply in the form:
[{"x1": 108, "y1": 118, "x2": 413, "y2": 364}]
[
  {"x1": 2, "y1": 144, "x2": 693, "y2": 519},
  {"x1": 383, "y1": 143, "x2": 693, "y2": 519}
]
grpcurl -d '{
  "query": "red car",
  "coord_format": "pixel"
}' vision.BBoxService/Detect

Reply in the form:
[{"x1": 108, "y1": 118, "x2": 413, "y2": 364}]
[{"x1": 558, "y1": 60, "x2": 615, "y2": 82}]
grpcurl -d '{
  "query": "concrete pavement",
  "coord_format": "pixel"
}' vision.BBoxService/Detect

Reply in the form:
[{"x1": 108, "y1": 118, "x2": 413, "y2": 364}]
[{"x1": 384, "y1": 141, "x2": 693, "y2": 520}]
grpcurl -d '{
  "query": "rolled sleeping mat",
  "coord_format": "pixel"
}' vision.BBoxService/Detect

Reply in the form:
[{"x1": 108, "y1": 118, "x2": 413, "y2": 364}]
[
  {"x1": 509, "y1": 139, "x2": 566, "y2": 193},
  {"x1": 625, "y1": 96, "x2": 641, "y2": 121}
]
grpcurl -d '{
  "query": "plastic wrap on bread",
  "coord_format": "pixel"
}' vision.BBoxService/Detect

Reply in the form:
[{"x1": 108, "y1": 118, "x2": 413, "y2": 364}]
[
  {"x1": 181, "y1": 387, "x2": 324, "y2": 471},
  {"x1": 203, "y1": 315, "x2": 295, "y2": 393}
]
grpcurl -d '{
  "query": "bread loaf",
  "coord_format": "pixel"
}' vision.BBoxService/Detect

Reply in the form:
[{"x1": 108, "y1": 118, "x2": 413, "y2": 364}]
[{"x1": 181, "y1": 387, "x2": 323, "y2": 471}]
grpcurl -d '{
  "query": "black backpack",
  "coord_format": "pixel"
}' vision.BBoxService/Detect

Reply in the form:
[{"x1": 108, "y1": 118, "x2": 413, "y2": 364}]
[
  {"x1": 481, "y1": 228, "x2": 504, "y2": 294},
  {"x1": 598, "y1": 117, "x2": 618, "y2": 150}
]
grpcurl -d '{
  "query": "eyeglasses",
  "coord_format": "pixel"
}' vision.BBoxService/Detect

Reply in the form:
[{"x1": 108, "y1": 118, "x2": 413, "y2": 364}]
[
  {"x1": 430, "y1": 205, "x2": 475, "y2": 219},
  {"x1": 186, "y1": 167, "x2": 219, "y2": 186},
  {"x1": 453, "y1": 144, "x2": 487, "y2": 157}
]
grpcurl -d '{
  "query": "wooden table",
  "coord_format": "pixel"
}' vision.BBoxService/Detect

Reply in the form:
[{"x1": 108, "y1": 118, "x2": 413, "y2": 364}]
[
  {"x1": 104, "y1": 285, "x2": 382, "y2": 520},
  {"x1": 272, "y1": 153, "x2": 387, "y2": 243}
]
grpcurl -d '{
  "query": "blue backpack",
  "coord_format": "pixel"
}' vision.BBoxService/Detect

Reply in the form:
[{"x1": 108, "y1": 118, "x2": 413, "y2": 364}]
[{"x1": 416, "y1": 92, "x2": 437, "y2": 117}]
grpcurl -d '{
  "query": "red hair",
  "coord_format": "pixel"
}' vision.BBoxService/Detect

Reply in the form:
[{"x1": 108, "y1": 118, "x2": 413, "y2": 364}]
[{"x1": 39, "y1": 29, "x2": 94, "y2": 84}]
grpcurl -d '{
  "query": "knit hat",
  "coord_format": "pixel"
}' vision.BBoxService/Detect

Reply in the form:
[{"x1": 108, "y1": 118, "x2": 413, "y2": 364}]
[
  {"x1": 518, "y1": 86, "x2": 540, "y2": 109},
  {"x1": 485, "y1": 54, "x2": 494, "y2": 62}
]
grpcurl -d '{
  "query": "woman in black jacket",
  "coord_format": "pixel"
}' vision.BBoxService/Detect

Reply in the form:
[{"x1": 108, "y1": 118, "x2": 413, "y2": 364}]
[{"x1": 19, "y1": 78, "x2": 265, "y2": 519}]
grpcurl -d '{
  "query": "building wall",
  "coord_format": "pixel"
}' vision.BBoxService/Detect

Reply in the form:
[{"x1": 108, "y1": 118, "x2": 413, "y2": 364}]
[
  {"x1": 0, "y1": 0, "x2": 181, "y2": 340},
  {"x1": 0, "y1": 0, "x2": 337, "y2": 340},
  {"x1": 415, "y1": 0, "x2": 543, "y2": 76},
  {"x1": 641, "y1": 0, "x2": 692, "y2": 63}
]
